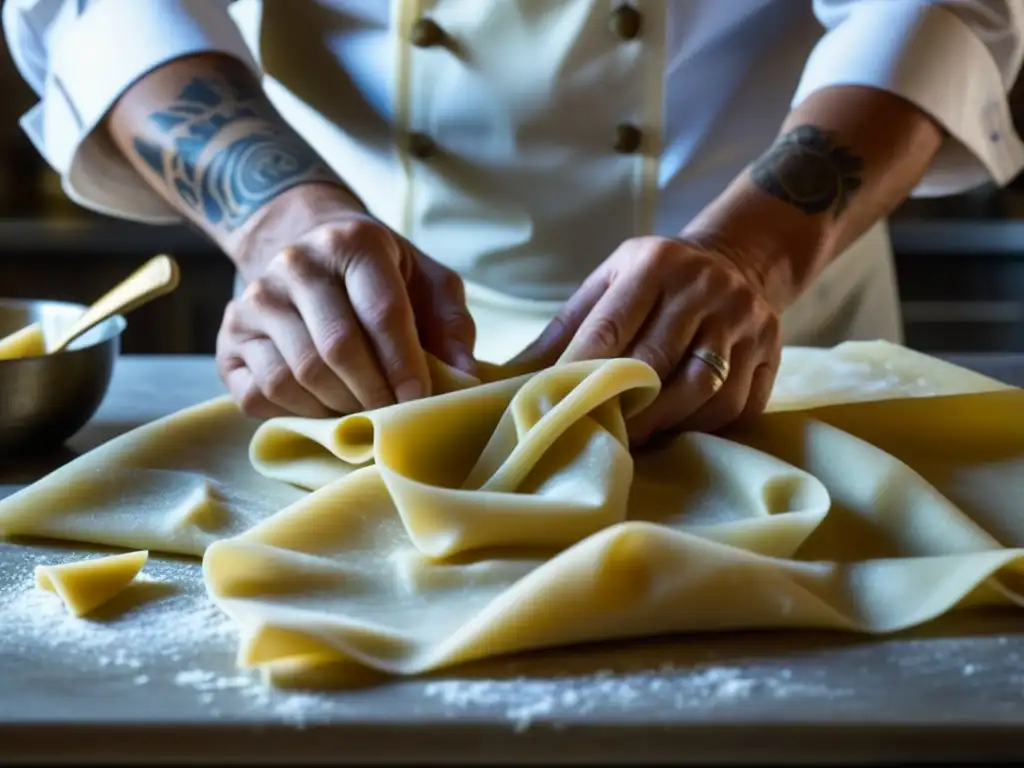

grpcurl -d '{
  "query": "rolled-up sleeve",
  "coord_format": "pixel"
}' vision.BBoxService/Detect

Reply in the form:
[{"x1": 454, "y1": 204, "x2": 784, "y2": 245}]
[
  {"x1": 2, "y1": 0, "x2": 261, "y2": 222},
  {"x1": 797, "y1": 0, "x2": 1024, "y2": 196}
]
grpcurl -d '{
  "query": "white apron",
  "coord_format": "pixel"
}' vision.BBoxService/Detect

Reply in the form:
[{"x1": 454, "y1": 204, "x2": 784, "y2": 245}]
[{"x1": 227, "y1": 0, "x2": 902, "y2": 364}]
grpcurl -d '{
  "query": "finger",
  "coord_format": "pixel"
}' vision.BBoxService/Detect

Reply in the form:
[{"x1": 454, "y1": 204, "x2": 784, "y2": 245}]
[
  {"x1": 624, "y1": 291, "x2": 706, "y2": 382},
  {"x1": 345, "y1": 251, "x2": 432, "y2": 403},
  {"x1": 217, "y1": 318, "x2": 287, "y2": 420},
  {"x1": 737, "y1": 314, "x2": 782, "y2": 425},
  {"x1": 737, "y1": 357, "x2": 781, "y2": 425},
  {"x1": 561, "y1": 271, "x2": 661, "y2": 362},
  {"x1": 240, "y1": 337, "x2": 333, "y2": 418},
  {"x1": 682, "y1": 339, "x2": 762, "y2": 434},
  {"x1": 627, "y1": 323, "x2": 733, "y2": 445},
  {"x1": 507, "y1": 270, "x2": 609, "y2": 369},
  {"x1": 414, "y1": 262, "x2": 477, "y2": 374},
  {"x1": 279, "y1": 264, "x2": 392, "y2": 413},
  {"x1": 222, "y1": 362, "x2": 290, "y2": 420},
  {"x1": 235, "y1": 288, "x2": 362, "y2": 415}
]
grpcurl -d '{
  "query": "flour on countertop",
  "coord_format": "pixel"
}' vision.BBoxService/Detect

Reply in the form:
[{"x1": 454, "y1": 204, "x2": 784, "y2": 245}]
[
  {"x1": 883, "y1": 635, "x2": 1015, "y2": 682},
  {"x1": 0, "y1": 545, "x2": 920, "y2": 734},
  {"x1": 1, "y1": 545, "x2": 855, "y2": 731},
  {"x1": 0, "y1": 547, "x2": 338, "y2": 723},
  {"x1": 424, "y1": 665, "x2": 847, "y2": 733},
  {"x1": 0, "y1": 553, "x2": 236, "y2": 666}
]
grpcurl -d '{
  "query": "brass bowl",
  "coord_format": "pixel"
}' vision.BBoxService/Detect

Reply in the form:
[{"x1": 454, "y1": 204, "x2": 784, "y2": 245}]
[{"x1": 0, "y1": 299, "x2": 125, "y2": 457}]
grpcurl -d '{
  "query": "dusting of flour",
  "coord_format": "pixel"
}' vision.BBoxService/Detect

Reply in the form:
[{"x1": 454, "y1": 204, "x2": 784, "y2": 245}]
[
  {"x1": 2, "y1": 546, "x2": 853, "y2": 732},
  {"x1": 424, "y1": 665, "x2": 847, "y2": 732},
  {"x1": 0, "y1": 552, "x2": 233, "y2": 665},
  {"x1": 0, "y1": 547, "x2": 335, "y2": 723}
]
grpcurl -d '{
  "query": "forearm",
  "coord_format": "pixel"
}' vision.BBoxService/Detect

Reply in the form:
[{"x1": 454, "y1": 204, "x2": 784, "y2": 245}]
[
  {"x1": 105, "y1": 52, "x2": 361, "y2": 274},
  {"x1": 684, "y1": 85, "x2": 944, "y2": 311}
]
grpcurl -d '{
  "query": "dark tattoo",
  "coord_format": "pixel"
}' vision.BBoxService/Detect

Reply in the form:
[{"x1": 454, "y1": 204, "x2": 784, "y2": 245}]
[
  {"x1": 750, "y1": 125, "x2": 863, "y2": 219},
  {"x1": 132, "y1": 72, "x2": 335, "y2": 232}
]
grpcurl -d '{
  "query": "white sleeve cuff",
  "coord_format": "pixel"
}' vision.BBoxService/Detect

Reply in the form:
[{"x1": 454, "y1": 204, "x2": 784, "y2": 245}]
[
  {"x1": 41, "y1": 0, "x2": 261, "y2": 222},
  {"x1": 794, "y1": 1, "x2": 1024, "y2": 197}
]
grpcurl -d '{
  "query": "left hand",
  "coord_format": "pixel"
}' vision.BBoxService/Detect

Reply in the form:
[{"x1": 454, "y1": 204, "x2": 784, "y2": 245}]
[{"x1": 510, "y1": 235, "x2": 782, "y2": 445}]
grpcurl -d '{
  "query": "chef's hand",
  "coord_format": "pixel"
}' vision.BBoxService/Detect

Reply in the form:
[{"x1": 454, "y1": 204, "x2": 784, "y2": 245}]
[
  {"x1": 218, "y1": 184, "x2": 476, "y2": 419},
  {"x1": 510, "y1": 236, "x2": 781, "y2": 444}
]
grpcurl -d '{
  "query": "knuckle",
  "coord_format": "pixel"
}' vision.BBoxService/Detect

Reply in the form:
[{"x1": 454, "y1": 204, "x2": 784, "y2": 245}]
[
  {"x1": 311, "y1": 224, "x2": 353, "y2": 254},
  {"x1": 709, "y1": 264, "x2": 740, "y2": 296},
  {"x1": 292, "y1": 351, "x2": 326, "y2": 388},
  {"x1": 546, "y1": 312, "x2": 572, "y2": 341},
  {"x1": 330, "y1": 217, "x2": 388, "y2": 253},
  {"x1": 373, "y1": 384, "x2": 399, "y2": 407},
  {"x1": 729, "y1": 287, "x2": 758, "y2": 318},
  {"x1": 639, "y1": 241, "x2": 666, "y2": 267},
  {"x1": 221, "y1": 302, "x2": 244, "y2": 334},
  {"x1": 373, "y1": 349, "x2": 418, "y2": 391},
  {"x1": 632, "y1": 343, "x2": 675, "y2": 380},
  {"x1": 584, "y1": 315, "x2": 624, "y2": 353},
  {"x1": 275, "y1": 246, "x2": 316, "y2": 280},
  {"x1": 237, "y1": 386, "x2": 268, "y2": 418},
  {"x1": 362, "y1": 296, "x2": 405, "y2": 331},
  {"x1": 686, "y1": 259, "x2": 722, "y2": 295},
  {"x1": 641, "y1": 241, "x2": 680, "y2": 273},
  {"x1": 242, "y1": 278, "x2": 281, "y2": 311},
  {"x1": 317, "y1": 321, "x2": 356, "y2": 360},
  {"x1": 364, "y1": 380, "x2": 398, "y2": 410},
  {"x1": 260, "y1": 365, "x2": 295, "y2": 402}
]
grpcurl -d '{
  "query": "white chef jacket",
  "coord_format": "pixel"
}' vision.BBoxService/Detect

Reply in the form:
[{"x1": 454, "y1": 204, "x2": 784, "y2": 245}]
[{"x1": 6, "y1": 0, "x2": 1024, "y2": 361}]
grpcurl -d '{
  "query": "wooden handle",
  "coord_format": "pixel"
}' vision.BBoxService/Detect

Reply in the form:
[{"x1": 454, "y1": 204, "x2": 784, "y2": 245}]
[{"x1": 48, "y1": 254, "x2": 181, "y2": 353}]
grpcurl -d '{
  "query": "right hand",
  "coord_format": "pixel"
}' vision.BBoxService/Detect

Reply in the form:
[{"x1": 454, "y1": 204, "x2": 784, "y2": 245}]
[{"x1": 218, "y1": 187, "x2": 477, "y2": 420}]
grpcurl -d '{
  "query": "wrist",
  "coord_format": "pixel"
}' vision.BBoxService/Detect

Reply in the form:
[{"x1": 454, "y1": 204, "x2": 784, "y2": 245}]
[
  {"x1": 224, "y1": 181, "x2": 370, "y2": 281},
  {"x1": 681, "y1": 177, "x2": 830, "y2": 312}
]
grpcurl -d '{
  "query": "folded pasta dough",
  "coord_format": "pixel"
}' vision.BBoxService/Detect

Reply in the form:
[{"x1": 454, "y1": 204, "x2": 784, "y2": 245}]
[
  {"x1": 3, "y1": 340, "x2": 1024, "y2": 687},
  {"x1": 36, "y1": 550, "x2": 149, "y2": 617},
  {"x1": 201, "y1": 356, "x2": 1024, "y2": 681}
]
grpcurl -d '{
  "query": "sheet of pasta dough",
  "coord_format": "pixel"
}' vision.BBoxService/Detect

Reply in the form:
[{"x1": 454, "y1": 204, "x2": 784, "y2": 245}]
[{"x1": 1, "y1": 340, "x2": 1022, "y2": 689}]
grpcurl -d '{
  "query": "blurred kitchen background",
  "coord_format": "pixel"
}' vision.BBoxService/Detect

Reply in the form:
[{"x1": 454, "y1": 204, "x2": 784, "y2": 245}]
[{"x1": 4, "y1": 39, "x2": 1024, "y2": 355}]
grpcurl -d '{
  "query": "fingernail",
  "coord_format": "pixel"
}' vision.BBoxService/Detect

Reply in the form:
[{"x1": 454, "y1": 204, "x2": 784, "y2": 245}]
[{"x1": 395, "y1": 380, "x2": 426, "y2": 403}]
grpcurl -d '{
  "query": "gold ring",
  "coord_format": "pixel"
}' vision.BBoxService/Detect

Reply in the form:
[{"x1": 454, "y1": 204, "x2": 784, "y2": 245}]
[{"x1": 691, "y1": 348, "x2": 730, "y2": 388}]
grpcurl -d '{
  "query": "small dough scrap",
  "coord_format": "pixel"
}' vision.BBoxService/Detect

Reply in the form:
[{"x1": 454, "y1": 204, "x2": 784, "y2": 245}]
[
  {"x1": 35, "y1": 550, "x2": 149, "y2": 617},
  {"x1": 0, "y1": 322, "x2": 45, "y2": 360}
]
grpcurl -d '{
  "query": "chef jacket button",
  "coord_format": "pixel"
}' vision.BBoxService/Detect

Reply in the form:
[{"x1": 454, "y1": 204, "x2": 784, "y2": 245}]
[
  {"x1": 610, "y1": 4, "x2": 642, "y2": 40},
  {"x1": 411, "y1": 18, "x2": 445, "y2": 47},
  {"x1": 613, "y1": 123, "x2": 643, "y2": 154},
  {"x1": 408, "y1": 132, "x2": 437, "y2": 160}
]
